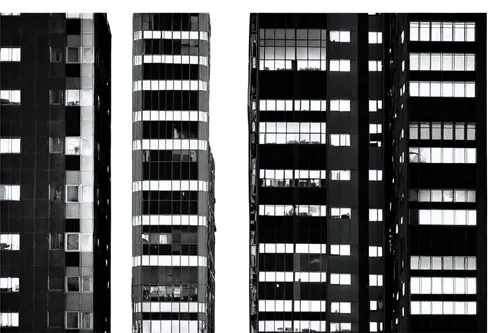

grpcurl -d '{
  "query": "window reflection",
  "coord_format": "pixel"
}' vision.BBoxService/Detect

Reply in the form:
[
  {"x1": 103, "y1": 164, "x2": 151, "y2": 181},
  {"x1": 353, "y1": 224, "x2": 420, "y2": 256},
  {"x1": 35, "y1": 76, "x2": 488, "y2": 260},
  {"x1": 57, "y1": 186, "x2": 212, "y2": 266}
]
[
  {"x1": 143, "y1": 285, "x2": 198, "y2": 302},
  {"x1": 260, "y1": 169, "x2": 326, "y2": 187}
]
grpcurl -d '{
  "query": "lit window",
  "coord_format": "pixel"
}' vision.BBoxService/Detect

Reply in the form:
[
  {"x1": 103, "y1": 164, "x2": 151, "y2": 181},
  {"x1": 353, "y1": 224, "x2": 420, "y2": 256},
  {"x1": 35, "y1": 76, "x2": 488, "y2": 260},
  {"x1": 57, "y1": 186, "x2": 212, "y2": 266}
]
[
  {"x1": 369, "y1": 124, "x2": 382, "y2": 134},
  {"x1": 0, "y1": 185, "x2": 20, "y2": 201},
  {"x1": 330, "y1": 134, "x2": 350, "y2": 146},
  {"x1": 331, "y1": 170, "x2": 351, "y2": 181},
  {"x1": 369, "y1": 208, "x2": 383, "y2": 221},
  {"x1": 0, "y1": 313, "x2": 19, "y2": 327},
  {"x1": 65, "y1": 233, "x2": 80, "y2": 251},
  {"x1": 0, "y1": 90, "x2": 21, "y2": 104},
  {"x1": 369, "y1": 246, "x2": 383, "y2": 258},
  {"x1": 369, "y1": 60, "x2": 382, "y2": 71},
  {"x1": 369, "y1": 31, "x2": 383, "y2": 44},
  {"x1": 330, "y1": 59, "x2": 351, "y2": 72},
  {"x1": 331, "y1": 302, "x2": 351, "y2": 313},
  {"x1": 331, "y1": 208, "x2": 351, "y2": 219},
  {"x1": 369, "y1": 274, "x2": 383, "y2": 286},
  {"x1": 0, "y1": 234, "x2": 20, "y2": 251},
  {"x1": 330, "y1": 99, "x2": 351, "y2": 112},
  {"x1": 331, "y1": 273, "x2": 351, "y2": 285},
  {"x1": 0, "y1": 138, "x2": 21, "y2": 154},
  {"x1": 369, "y1": 170, "x2": 383, "y2": 181},
  {"x1": 0, "y1": 278, "x2": 20, "y2": 292},
  {"x1": 0, "y1": 48, "x2": 20, "y2": 62},
  {"x1": 331, "y1": 244, "x2": 350, "y2": 256},
  {"x1": 330, "y1": 30, "x2": 350, "y2": 42}
]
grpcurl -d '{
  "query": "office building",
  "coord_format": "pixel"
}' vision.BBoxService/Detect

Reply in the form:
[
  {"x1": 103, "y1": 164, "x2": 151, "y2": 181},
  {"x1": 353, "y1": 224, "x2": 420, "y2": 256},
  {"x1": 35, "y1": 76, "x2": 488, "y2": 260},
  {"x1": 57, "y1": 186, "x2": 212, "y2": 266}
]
[
  {"x1": 248, "y1": 13, "x2": 385, "y2": 333},
  {"x1": 0, "y1": 13, "x2": 111, "y2": 332},
  {"x1": 132, "y1": 13, "x2": 216, "y2": 333},
  {"x1": 387, "y1": 14, "x2": 486, "y2": 333},
  {"x1": 248, "y1": 13, "x2": 486, "y2": 333}
]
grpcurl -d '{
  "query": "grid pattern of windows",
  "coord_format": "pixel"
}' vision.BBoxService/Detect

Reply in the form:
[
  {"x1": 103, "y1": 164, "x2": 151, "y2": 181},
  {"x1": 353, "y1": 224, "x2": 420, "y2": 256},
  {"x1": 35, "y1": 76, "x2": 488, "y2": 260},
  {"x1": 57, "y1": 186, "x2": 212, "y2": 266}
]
[
  {"x1": 409, "y1": 189, "x2": 476, "y2": 202},
  {"x1": 409, "y1": 147, "x2": 476, "y2": 164},
  {"x1": 409, "y1": 122, "x2": 476, "y2": 141},
  {"x1": 258, "y1": 272, "x2": 327, "y2": 283},
  {"x1": 258, "y1": 321, "x2": 326, "y2": 332},
  {"x1": 135, "y1": 30, "x2": 209, "y2": 41},
  {"x1": 259, "y1": 28, "x2": 327, "y2": 71},
  {"x1": 410, "y1": 53, "x2": 475, "y2": 71},
  {"x1": 410, "y1": 256, "x2": 476, "y2": 270},
  {"x1": 133, "y1": 55, "x2": 209, "y2": 66},
  {"x1": 259, "y1": 122, "x2": 326, "y2": 144},
  {"x1": 259, "y1": 99, "x2": 327, "y2": 111},
  {"x1": 132, "y1": 80, "x2": 208, "y2": 92},
  {"x1": 417, "y1": 209, "x2": 476, "y2": 225},
  {"x1": 259, "y1": 169, "x2": 326, "y2": 187},
  {"x1": 410, "y1": 277, "x2": 476, "y2": 294},
  {"x1": 410, "y1": 22, "x2": 475, "y2": 42},
  {"x1": 0, "y1": 138, "x2": 21, "y2": 153},
  {"x1": 0, "y1": 48, "x2": 20, "y2": 61},
  {"x1": 259, "y1": 205, "x2": 327, "y2": 216},
  {"x1": 409, "y1": 81, "x2": 475, "y2": 97},
  {"x1": 411, "y1": 301, "x2": 476, "y2": 315}
]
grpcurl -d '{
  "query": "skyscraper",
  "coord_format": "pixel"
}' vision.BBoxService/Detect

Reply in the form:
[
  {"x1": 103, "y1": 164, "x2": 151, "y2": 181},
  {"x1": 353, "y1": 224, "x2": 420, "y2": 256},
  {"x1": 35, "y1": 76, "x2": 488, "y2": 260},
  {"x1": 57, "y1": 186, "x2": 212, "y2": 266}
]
[
  {"x1": 248, "y1": 13, "x2": 385, "y2": 333},
  {"x1": 387, "y1": 14, "x2": 486, "y2": 333},
  {"x1": 132, "y1": 13, "x2": 216, "y2": 333},
  {"x1": 248, "y1": 13, "x2": 486, "y2": 333},
  {"x1": 0, "y1": 13, "x2": 111, "y2": 332}
]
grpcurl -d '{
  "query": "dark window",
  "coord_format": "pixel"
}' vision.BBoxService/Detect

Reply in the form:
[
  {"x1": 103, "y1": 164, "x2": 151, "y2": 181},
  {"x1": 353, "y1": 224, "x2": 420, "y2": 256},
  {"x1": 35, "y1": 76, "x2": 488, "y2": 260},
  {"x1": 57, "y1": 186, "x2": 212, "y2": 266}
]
[
  {"x1": 65, "y1": 312, "x2": 79, "y2": 329},
  {"x1": 65, "y1": 110, "x2": 80, "y2": 136},
  {"x1": 47, "y1": 311, "x2": 64, "y2": 328},
  {"x1": 50, "y1": 47, "x2": 64, "y2": 62},
  {"x1": 49, "y1": 90, "x2": 64, "y2": 105},
  {"x1": 67, "y1": 47, "x2": 80, "y2": 63},
  {"x1": 48, "y1": 276, "x2": 64, "y2": 290},
  {"x1": 49, "y1": 233, "x2": 64, "y2": 249},
  {"x1": 66, "y1": 277, "x2": 79, "y2": 292},
  {"x1": 66, "y1": 19, "x2": 81, "y2": 35}
]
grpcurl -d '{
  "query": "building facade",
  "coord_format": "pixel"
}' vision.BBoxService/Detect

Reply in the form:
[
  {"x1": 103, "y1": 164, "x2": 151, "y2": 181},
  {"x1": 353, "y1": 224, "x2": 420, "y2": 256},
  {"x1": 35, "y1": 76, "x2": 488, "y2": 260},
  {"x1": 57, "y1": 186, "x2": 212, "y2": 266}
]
[
  {"x1": 386, "y1": 14, "x2": 487, "y2": 333},
  {"x1": 0, "y1": 13, "x2": 111, "y2": 333},
  {"x1": 248, "y1": 13, "x2": 385, "y2": 333},
  {"x1": 132, "y1": 13, "x2": 216, "y2": 333}
]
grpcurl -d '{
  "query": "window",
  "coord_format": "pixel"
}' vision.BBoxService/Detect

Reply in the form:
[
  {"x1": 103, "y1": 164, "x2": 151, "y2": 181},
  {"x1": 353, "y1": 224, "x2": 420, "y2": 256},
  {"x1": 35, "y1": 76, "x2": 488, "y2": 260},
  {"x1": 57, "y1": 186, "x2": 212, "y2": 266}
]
[
  {"x1": 329, "y1": 59, "x2": 351, "y2": 72},
  {"x1": 331, "y1": 244, "x2": 350, "y2": 256},
  {"x1": 49, "y1": 276, "x2": 64, "y2": 291},
  {"x1": 0, "y1": 313, "x2": 19, "y2": 327},
  {"x1": 66, "y1": 47, "x2": 80, "y2": 63},
  {"x1": 50, "y1": 47, "x2": 63, "y2": 62},
  {"x1": 410, "y1": 53, "x2": 475, "y2": 71},
  {"x1": 369, "y1": 60, "x2": 382, "y2": 71},
  {"x1": 0, "y1": 234, "x2": 20, "y2": 251},
  {"x1": 370, "y1": 300, "x2": 378, "y2": 311},
  {"x1": 49, "y1": 138, "x2": 64, "y2": 153},
  {"x1": 330, "y1": 99, "x2": 350, "y2": 112},
  {"x1": 66, "y1": 276, "x2": 93, "y2": 293},
  {"x1": 370, "y1": 124, "x2": 382, "y2": 134},
  {"x1": 49, "y1": 233, "x2": 64, "y2": 250},
  {"x1": 411, "y1": 277, "x2": 476, "y2": 295},
  {"x1": 331, "y1": 273, "x2": 351, "y2": 285},
  {"x1": 417, "y1": 209, "x2": 476, "y2": 226},
  {"x1": 0, "y1": 278, "x2": 19, "y2": 292},
  {"x1": 409, "y1": 189, "x2": 476, "y2": 203},
  {"x1": 369, "y1": 246, "x2": 383, "y2": 258},
  {"x1": 409, "y1": 147, "x2": 476, "y2": 164},
  {"x1": 0, "y1": 90, "x2": 21, "y2": 104},
  {"x1": 49, "y1": 89, "x2": 64, "y2": 104},
  {"x1": 331, "y1": 208, "x2": 351, "y2": 219},
  {"x1": 0, "y1": 138, "x2": 21, "y2": 153},
  {"x1": 66, "y1": 185, "x2": 79, "y2": 202},
  {"x1": 411, "y1": 301, "x2": 476, "y2": 315},
  {"x1": 370, "y1": 322, "x2": 378, "y2": 332},
  {"x1": 65, "y1": 233, "x2": 80, "y2": 251},
  {"x1": 369, "y1": 209, "x2": 383, "y2": 222},
  {"x1": 259, "y1": 169, "x2": 326, "y2": 188},
  {"x1": 0, "y1": 185, "x2": 20, "y2": 201},
  {"x1": 409, "y1": 22, "x2": 475, "y2": 42},
  {"x1": 65, "y1": 137, "x2": 81, "y2": 155},
  {"x1": 369, "y1": 100, "x2": 383, "y2": 112},
  {"x1": 369, "y1": 31, "x2": 383, "y2": 44},
  {"x1": 259, "y1": 122, "x2": 326, "y2": 144},
  {"x1": 330, "y1": 134, "x2": 350, "y2": 146},
  {"x1": 331, "y1": 323, "x2": 352, "y2": 331},
  {"x1": 370, "y1": 274, "x2": 383, "y2": 286},
  {"x1": 331, "y1": 302, "x2": 351, "y2": 313},
  {"x1": 259, "y1": 100, "x2": 327, "y2": 112},
  {"x1": 0, "y1": 48, "x2": 20, "y2": 61},
  {"x1": 369, "y1": 170, "x2": 383, "y2": 181},
  {"x1": 49, "y1": 185, "x2": 63, "y2": 200},
  {"x1": 82, "y1": 47, "x2": 94, "y2": 63},
  {"x1": 411, "y1": 256, "x2": 476, "y2": 271},
  {"x1": 331, "y1": 170, "x2": 351, "y2": 181},
  {"x1": 259, "y1": 205, "x2": 327, "y2": 217},
  {"x1": 330, "y1": 31, "x2": 350, "y2": 42},
  {"x1": 65, "y1": 90, "x2": 80, "y2": 106}
]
